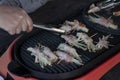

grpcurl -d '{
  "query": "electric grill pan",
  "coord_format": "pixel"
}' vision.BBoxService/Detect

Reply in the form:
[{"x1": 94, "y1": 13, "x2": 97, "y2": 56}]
[
  {"x1": 82, "y1": 1, "x2": 120, "y2": 35},
  {"x1": 7, "y1": 1, "x2": 120, "y2": 79},
  {"x1": 8, "y1": 24, "x2": 120, "y2": 80}
]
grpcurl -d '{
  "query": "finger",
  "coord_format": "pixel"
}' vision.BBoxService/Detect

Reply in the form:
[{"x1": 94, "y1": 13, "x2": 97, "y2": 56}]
[
  {"x1": 16, "y1": 25, "x2": 22, "y2": 34},
  {"x1": 25, "y1": 14, "x2": 33, "y2": 32},
  {"x1": 21, "y1": 19, "x2": 27, "y2": 32},
  {"x1": 9, "y1": 29, "x2": 16, "y2": 35}
]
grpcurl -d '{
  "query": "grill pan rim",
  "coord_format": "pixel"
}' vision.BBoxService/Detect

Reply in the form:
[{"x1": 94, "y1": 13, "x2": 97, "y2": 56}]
[{"x1": 13, "y1": 28, "x2": 120, "y2": 80}]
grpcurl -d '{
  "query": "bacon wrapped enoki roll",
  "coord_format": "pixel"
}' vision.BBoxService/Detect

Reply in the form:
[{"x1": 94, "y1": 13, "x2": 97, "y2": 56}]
[
  {"x1": 96, "y1": 35, "x2": 112, "y2": 50},
  {"x1": 60, "y1": 20, "x2": 89, "y2": 33},
  {"x1": 57, "y1": 43, "x2": 82, "y2": 62},
  {"x1": 61, "y1": 35, "x2": 87, "y2": 51},
  {"x1": 61, "y1": 35, "x2": 77, "y2": 45},
  {"x1": 27, "y1": 47, "x2": 52, "y2": 68},
  {"x1": 88, "y1": 4, "x2": 101, "y2": 13},
  {"x1": 60, "y1": 25, "x2": 72, "y2": 33},
  {"x1": 88, "y1": 15, "x2": 118, "y2": 30},
  {"x1": 76, "y1": 32, "x2": 96, "y2": 52},
  {"x1": 41, "y1": 46, "x2": 58, "y2": 62},
  {"x1": 66, "y1": 20, "x2": 89, "y2": 32},
  {"x1": 55, "y1": 50, "x2": 83, "y2": 65}
]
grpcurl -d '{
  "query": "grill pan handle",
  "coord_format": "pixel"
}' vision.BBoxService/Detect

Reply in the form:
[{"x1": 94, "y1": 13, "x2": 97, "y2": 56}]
[
  {"x1": 33, "y1": 24, "x2": 66, "y2": 34},
  {"x1": 8, "y1": 60, "x2": 31, "y2": 78}
]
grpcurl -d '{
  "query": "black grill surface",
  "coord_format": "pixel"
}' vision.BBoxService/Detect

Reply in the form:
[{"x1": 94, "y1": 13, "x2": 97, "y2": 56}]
[{"x1": 13, "y1": 27, "x2": 120, "y2": 80}]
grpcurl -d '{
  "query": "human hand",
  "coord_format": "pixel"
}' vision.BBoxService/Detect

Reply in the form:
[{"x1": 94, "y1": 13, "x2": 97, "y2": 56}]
[{"x1": 0, "y1": 5, "x2": 33, "y2": 35}]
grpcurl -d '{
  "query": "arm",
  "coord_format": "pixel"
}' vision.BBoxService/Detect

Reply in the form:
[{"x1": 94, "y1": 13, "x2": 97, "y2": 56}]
[{"x1": 0, "y1": 0, "x2": 49, "y2": 13}]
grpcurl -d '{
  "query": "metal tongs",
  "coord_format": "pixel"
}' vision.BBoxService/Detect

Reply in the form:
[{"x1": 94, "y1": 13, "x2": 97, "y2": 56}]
[
  {"x1": 88, "y1": 0, "x2": 120, "y2": 13},
  {"x1": 33, "y1": 24, "x2": 65, "y2": 34}
]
